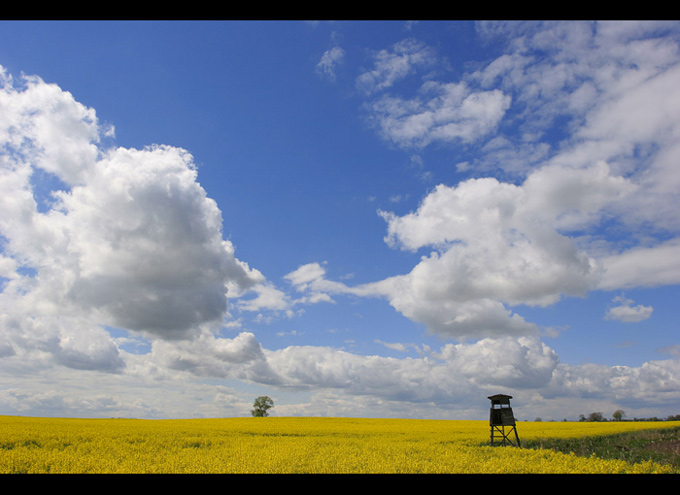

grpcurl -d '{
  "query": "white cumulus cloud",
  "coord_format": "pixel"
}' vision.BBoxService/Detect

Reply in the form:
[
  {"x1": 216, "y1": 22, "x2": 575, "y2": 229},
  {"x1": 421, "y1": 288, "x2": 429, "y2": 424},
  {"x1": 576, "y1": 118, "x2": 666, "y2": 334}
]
[
  {"x1": 0, "y1": 65, "x2": 265, "y2": 379},
  {"x1": 605, "y1": 295, "x2": 653, "y2": 323},
  {"x1": 370, "y1": 161, "x2": 634, "y2": 340}
]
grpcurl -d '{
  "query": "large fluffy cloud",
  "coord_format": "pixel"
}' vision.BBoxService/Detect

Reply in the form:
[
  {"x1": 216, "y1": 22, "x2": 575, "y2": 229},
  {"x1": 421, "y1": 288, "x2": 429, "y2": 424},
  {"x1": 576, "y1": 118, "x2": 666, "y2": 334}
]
[
  {"x1": 0, "y1": 66, "x2": 263, "y2": 363},
  {"x1": 368, "y1": 161, "x2": 634, "y2": 340}
]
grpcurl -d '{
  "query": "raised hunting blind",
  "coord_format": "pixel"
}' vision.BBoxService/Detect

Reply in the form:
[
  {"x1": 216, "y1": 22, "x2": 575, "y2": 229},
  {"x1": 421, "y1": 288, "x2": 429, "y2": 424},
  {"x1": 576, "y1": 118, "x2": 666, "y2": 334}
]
[{"x1": 488, "y1": 394, "x2": 520, "y2": 446}]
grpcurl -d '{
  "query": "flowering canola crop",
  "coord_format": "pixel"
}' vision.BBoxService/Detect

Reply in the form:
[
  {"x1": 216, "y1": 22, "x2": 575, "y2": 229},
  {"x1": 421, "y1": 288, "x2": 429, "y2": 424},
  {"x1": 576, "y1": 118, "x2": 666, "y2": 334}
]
[{"x1": 0, "y1": 415, "x2": 677, "y2": 473}]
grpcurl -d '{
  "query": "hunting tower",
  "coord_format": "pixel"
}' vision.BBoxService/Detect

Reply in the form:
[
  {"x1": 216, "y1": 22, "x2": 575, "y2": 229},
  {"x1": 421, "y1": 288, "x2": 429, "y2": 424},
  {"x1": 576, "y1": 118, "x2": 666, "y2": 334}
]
[{"x1": 488, "y1": 394, "x2": 520, "y2": 446}]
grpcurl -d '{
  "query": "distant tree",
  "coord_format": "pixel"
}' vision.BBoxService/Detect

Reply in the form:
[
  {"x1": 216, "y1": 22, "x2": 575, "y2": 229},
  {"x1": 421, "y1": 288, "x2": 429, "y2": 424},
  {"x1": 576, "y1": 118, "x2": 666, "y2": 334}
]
[
  {"x1": 251, "y1": 396, "x2": 274, "y2": 417},
  {"x1": 612, "y1": 409, "x2": 625, "y2": 421},
  {"x1": 587, "y1": 411, "x2": 605, "y2": 422}
]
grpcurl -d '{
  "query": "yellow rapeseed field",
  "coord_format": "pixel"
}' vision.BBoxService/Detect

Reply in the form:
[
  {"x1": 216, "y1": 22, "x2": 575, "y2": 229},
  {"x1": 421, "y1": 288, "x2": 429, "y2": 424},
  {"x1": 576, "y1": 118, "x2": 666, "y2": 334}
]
[{"x1": 0, "y1": 415, "x2": 677, "y2": 473}]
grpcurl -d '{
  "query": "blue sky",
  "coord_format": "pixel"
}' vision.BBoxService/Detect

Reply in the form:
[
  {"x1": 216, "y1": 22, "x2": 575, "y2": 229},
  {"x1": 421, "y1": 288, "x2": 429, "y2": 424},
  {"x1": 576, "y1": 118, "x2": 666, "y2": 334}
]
[{"x1": 1, "y1": 20, "x2": 679, "y2": 421}]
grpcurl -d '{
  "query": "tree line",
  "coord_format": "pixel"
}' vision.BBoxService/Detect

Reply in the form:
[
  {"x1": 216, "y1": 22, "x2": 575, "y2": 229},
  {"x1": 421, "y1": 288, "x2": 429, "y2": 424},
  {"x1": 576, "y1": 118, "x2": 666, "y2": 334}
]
[{"x1": 578, "y1": 410, "x2": 680, "y2": 422}]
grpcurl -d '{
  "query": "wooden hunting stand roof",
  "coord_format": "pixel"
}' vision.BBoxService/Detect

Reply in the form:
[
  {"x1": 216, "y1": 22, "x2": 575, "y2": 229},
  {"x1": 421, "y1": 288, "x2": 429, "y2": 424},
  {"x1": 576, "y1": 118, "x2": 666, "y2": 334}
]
[{"x1": 488, "y1": 394, "x2": 513, "y2": 402}]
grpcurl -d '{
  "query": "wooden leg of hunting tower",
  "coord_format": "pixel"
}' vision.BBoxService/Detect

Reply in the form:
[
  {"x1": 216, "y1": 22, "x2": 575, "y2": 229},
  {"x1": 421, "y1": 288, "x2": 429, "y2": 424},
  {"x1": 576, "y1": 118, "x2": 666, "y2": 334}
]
[{"x1": 490, "y1": 425, "x2": 520, "y2": 446}]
